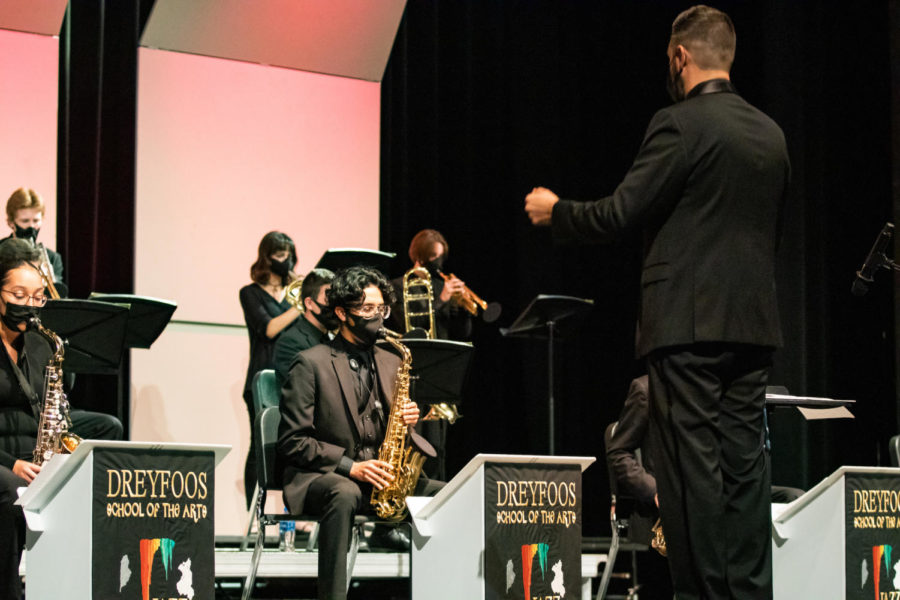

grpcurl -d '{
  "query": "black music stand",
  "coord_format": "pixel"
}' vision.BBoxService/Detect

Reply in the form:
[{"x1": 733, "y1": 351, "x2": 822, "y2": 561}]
[
  {"x1": 88, "y1": 293, "x2": 176, "y2": 349},
  {"x1": 402, "y1": 339, "x2": 474, "y2": 406},
  {"x1": 314, "y1": 248, "x2": 396, "y2": 276},
  {"x1": 39, "y1": 299, "x2": 130, "y2": 375},
  {"x1": 501, "y1": 294, "x2": 594, "y2": 455},
  {"x1": 383, "y1": 338, "x2": 474, "y2": 480}
]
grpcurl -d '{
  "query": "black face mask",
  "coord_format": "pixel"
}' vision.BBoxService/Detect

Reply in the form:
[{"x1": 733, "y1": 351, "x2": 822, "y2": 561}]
[
  {"x1": 666, "y1": 60, "x2": 685, "y2": 103},
  {"x1": 424, "y1": 257, "x2": 444, "y2": 275},
  {"x1": 14, "y1": 225, "x2": 38, "y2": 243},
  {"x1": 344, "y1": 313, "x2": 383, "y2": 348},
  {"x1": 1, "y1": 303, "x2": 38, "y2": 331},
  {"x1": 270, "y1": 257, "x2": 294, "y2": 283},
  {"x1": 312, "y1": 299, "x2": 341, "y2": 330}
]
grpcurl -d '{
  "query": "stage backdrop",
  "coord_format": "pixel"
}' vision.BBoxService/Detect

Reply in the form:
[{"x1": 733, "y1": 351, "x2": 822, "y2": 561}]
[
  {"x1": 130, "y1": 0, "x2": 404, "y2": 535},
  {"x1": 0, "y1": 0, "x2": 66, "y2": 255}
]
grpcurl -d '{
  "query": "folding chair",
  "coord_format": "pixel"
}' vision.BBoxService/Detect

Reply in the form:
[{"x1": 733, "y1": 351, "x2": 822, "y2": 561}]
[
  {"x1": 241, "y1": 369, "x2": 280, "y2": 551},
  {"x1": 241, "y1": 406, "x2": 370, "y2": 600},
  {"x1": 596, "y1": 422, "x2": 651, "y2": 600}
]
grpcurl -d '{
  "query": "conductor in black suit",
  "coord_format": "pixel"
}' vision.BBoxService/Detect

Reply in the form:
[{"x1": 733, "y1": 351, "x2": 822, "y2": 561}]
[
  {"x1": 278, "y1": 266, "x2": 440, "y2": 600},
  {"x1": 526, "y1": 6, "x2": 790, "y2": 599}
]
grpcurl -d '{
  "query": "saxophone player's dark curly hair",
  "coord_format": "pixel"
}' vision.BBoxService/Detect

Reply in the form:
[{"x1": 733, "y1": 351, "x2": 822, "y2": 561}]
[{"x1": 327, "y1": 266, "x2": 396, "y2": 310}]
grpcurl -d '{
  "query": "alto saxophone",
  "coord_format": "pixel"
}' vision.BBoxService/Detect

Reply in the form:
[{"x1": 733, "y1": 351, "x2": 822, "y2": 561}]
[
  {"x1": 32, "y1": 316, "x2": 81, "y2": 465},
  {"x1": 370, "y1": 327, "x2": 432, "y2": 520}
]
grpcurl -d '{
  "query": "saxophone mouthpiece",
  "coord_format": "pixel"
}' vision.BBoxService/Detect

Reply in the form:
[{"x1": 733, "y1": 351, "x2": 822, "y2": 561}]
[{"x1": 378, "y1": 326, "x2": 403, "y2": 339}]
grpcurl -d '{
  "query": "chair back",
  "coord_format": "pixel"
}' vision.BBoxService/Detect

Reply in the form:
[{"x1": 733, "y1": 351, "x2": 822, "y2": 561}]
[
  {"x1": 251, "y1": 369, "x2": 280, "y2": 414},
  {"x1": 890, "y1": 435, "x2": 900, "y2": 467},
  {"x1": 254, "y1": 406, "x2": 283, "y2": 492}
]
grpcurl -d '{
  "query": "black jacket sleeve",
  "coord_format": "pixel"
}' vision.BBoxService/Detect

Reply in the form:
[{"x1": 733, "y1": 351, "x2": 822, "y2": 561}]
[
  {"x1": 607, "y1": 376, "x2": 657, "y2": 506},
  {"x1": 552, "y1": 109, "x2": 689, "y2": 245},
  {"x1": 277, "y1": 353, "x2": 349, "y2": 474}
]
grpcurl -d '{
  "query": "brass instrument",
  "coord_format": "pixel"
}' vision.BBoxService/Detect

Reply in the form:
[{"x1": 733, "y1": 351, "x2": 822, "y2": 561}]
[
  {"x1": 437, "y1": 270, "x2": 488, "y2": 316},
  {"x1": 651, "y1": 519, "x2": 667, "y2": 556},
  {"x1": 284, "y1": 276, "x2": 305, "y2": 313},
  {"x1": 403, "y1": 267, "x2": 462, "y2": 423},
  {"x1": 370, "y1": 327, "x2": 429, "y2": 520},
  {"x1": 31, "y1": 316, "x2": 80, "y2": 465},
  {"x1": 402, "y1": 267, "x2": 435, "y2": 339}
]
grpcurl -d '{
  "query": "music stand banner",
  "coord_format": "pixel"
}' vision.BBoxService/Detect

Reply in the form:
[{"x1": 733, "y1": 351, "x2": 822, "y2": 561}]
[
  {"x1": 91, "y1": 448, "x2": 215, "y2": 600},
  {"x1": 483, "y1": 463, "x2": 582, "y2": 600},
  {"x1": 845, "y1": 472, "x2": 900, "y2": 600}
]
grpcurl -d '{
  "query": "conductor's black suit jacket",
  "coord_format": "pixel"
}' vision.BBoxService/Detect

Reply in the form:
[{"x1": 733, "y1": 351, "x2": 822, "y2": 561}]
[
  {"x1": 277, "y1": 338, "x2": 401, "y2": 513},
  {"x1": 552, "y1": 80, "x2": 790, "y2": 356}
]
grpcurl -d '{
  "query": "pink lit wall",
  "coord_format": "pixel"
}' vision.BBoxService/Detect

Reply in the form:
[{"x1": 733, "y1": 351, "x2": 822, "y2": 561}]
[
  {"x1": 0, "y1": 28, "x2": 58, "y2": 247},
  {"x1": 132, "y1": 47, "x2": 383, "y2": 534},
  {"x1": 134, "y1": 47, "x2": 381, "y2": 325}
]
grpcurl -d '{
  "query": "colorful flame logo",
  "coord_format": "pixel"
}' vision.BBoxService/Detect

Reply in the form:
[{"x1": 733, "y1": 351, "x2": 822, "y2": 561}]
[
  {"x1": 521, "y1": 543, "x2": 549, "y2": 600},
  {"x1": 140, "y1": 538, "x2": 176, "y2": 600}
]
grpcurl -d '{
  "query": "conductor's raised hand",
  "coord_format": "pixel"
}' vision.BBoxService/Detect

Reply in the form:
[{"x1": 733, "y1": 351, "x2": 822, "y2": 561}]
[
  {"x1": 524, "y1": 187, "x2": 559, "y2": 226},
  {"x1": 350, "y1": 459, "x2": 395, "y2": 490}
]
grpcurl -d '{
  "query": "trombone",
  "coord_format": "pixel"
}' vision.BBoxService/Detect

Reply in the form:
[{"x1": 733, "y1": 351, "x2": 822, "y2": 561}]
[
  {"x1": 402, "y1": 266, "x2": 435, "y2": 339},
  {"x1": 401, "y1": 266, "x2": 461, "y2": 423}
]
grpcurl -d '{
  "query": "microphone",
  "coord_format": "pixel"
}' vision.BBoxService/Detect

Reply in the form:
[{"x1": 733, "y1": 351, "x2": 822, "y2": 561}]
[{"x1": 852, "y1": 222, "x2": 894, "y2": 296}]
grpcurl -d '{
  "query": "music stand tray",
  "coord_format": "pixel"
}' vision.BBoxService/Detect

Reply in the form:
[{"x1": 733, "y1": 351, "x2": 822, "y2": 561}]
[
  {"x1": 314, "y1": 248, "x2": 396, "y2": 276},
  {"x1": 396, "y1": 339, "x2": 474, "y2": 406},
  {"x1": 39, "y1": 299, "x2": 129, "y2": 375},
  {"x1": 88, "y1": 293, "x2": 176, "y2": 349},
  {"x1": 501, "y1": 294, "x2": 594, "y2": 339}
]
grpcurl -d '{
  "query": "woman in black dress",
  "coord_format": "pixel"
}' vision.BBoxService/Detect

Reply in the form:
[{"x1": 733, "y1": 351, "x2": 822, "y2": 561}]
[{"x1": 238, "y1": 231, "x2": 302, "y2": 507}]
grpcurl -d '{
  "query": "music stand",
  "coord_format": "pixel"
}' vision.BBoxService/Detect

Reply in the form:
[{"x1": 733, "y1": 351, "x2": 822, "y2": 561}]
[
  {"x1": 88, "y1": 293, "x2": 177, "y2": 349},
  {"x1": 314, "y1": 248, "x2": 396, "y2": 276},
  {"x1": 501, "y1": 294, "x2": 594, "y2": 455},
  {"x1": 39, "y1": 299, "x2": 130, "y2": 375},
  {"x1": 401, "y1": 339, "x2": 474, "y2": 406}
]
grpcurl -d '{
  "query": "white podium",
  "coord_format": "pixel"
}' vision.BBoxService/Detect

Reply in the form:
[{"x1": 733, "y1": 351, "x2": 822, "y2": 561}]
[
  {"x1": 773, "y1": 466, "x2": 900, "y2": 600},
  {"x1": 408, "y1": 453, "x2": 594, "y2": 600},
  {"x1": 17, "y1": 440, "x2": 229, "y2": 600}
]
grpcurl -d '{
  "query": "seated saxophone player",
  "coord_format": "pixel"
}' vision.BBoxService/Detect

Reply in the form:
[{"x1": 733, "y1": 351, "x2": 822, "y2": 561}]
[
  {"x1": 272, "y1": 268, "x2": 339, "y2": 387},
  {"x1": 278, "y1": 266, "x2": 443, "y2": 600},
  {"x1": 0, "y1": 239, "x2": 122, "y2": 600},
  {"x1": 0, "y1": 188, "x2": 66, "y2": 297}
]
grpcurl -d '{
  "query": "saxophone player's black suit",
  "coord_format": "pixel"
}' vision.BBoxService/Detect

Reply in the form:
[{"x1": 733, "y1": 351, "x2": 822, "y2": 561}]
[{"x1": 278, "y1": 336, "x2": 440, "y2": 600}]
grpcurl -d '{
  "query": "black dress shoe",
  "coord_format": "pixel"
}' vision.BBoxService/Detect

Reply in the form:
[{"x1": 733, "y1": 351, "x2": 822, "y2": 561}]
[{"x1": 368, "y1": 525, "x2": 411, "y2": 552}]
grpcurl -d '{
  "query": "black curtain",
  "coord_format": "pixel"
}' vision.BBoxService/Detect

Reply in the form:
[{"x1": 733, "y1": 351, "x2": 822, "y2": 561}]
[
  {"x1": 56, "y1": 0, "x2": 155, "y2": 431},
  {"x1": 380, "y1": 0, "x2": 896, "y2": 537},
  {"x1": 55, "y1": 0, "x2": 897, "y2": 542}
]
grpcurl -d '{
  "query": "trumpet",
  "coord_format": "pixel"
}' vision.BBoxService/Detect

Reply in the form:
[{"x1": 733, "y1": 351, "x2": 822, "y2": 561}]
[{"x1": 438, "y1": 271, "x2": 488, "y2": 316}]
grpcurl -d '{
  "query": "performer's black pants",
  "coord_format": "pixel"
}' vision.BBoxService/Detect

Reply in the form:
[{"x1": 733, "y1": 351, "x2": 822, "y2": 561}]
[
  {"x1": 647, "y1": 343, "x2": 773, "y2": 600},
  {"x1": 300, "y1": 473, "x2": 443, "y2": 600},
  {"x1": 0, "y1": 467, "x2": 26, "y2": 600}
]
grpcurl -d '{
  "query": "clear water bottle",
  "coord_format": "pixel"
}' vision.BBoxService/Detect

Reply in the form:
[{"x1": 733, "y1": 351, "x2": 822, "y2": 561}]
[{"x1": 279, "y1": 508, "x2": 295, "y2": 552}]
